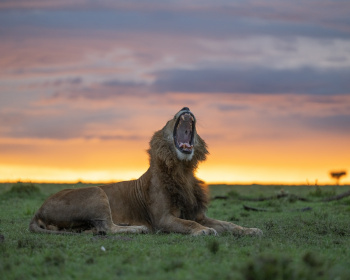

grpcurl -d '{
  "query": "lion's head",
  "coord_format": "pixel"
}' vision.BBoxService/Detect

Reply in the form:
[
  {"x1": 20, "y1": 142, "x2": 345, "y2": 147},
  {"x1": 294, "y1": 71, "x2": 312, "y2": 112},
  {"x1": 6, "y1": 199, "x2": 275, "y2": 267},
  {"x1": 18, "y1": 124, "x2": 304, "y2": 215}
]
[{"x1": 149, "y1": 107, "x2": 208, "y2": 169}]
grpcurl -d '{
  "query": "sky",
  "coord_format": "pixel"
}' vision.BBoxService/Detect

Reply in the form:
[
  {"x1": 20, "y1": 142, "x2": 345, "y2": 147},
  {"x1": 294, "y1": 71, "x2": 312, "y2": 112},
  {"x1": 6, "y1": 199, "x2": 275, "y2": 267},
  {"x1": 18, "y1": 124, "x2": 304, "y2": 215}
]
[{"x1": 1, "y1": 0, "x2": 350, "y2": 184}]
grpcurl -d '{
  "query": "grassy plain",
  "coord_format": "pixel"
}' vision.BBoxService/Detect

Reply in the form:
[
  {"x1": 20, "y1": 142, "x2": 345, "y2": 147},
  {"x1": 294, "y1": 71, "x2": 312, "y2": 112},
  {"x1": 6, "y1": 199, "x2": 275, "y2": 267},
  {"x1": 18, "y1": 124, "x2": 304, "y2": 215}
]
[{"x1": 1, "y1": 182, "x2": 350, "y2": 280}]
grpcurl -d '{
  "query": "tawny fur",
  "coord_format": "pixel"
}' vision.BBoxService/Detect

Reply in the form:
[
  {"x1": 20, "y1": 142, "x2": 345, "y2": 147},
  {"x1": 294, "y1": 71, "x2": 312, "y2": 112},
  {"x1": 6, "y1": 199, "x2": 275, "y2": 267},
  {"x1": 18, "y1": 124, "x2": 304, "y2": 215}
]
[{"x1": 29, "y1": 108, "x2": 263, "y2": 236}]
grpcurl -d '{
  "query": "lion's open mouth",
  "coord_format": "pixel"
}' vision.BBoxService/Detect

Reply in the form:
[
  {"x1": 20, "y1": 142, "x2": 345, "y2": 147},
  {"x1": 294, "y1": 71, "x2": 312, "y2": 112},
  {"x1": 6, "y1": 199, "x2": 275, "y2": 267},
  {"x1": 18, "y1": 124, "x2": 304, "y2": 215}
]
[{"x1": 173, "y1": 112, "x2": 195, "y2": 154}]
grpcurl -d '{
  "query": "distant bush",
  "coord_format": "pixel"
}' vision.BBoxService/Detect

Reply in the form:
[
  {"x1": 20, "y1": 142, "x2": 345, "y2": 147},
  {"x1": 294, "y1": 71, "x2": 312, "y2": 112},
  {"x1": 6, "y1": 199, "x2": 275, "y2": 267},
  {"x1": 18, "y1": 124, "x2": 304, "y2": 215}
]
[
  {"x1": 242, "y1": 252, "x2": 329, "y2": 280},
  {"x1": 308, "y1": 185, "x2": 335, "y2": 198},
  {"x1": 227, "y1": 190, "x2": 240, "y2": 199},
  {"x1": 242, "y1": 255, "x2": 293, "y2": 280},
  {"x1": 5, "y1": 182, "x2": 41, "y2": 198}
]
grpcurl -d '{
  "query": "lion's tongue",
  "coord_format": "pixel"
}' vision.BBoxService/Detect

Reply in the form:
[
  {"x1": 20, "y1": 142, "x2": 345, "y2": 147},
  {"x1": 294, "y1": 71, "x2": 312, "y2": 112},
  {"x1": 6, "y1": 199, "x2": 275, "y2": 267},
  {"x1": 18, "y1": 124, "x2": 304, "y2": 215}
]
[
  {"x1": 176, "y1": 113, "x2": 193, "y2": 150},
  {"x1": 177, "y1": 124, "x2": 192, "y2": 148}
]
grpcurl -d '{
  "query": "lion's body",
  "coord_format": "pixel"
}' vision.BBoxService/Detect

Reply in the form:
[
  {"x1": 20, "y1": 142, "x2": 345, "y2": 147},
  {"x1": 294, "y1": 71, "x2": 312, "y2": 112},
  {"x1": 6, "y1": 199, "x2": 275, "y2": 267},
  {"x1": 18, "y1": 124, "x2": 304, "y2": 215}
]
[{"x1": 30, "y1": 108, "x2": 262, "y2": 236}]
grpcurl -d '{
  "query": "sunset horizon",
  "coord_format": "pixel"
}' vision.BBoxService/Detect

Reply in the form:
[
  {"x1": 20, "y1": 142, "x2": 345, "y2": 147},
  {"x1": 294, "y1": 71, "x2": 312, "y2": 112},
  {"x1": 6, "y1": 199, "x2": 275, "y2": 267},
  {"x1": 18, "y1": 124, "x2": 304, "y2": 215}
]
[{"x1": 1, "y1": 122, "x2": 348, "y2": 186}]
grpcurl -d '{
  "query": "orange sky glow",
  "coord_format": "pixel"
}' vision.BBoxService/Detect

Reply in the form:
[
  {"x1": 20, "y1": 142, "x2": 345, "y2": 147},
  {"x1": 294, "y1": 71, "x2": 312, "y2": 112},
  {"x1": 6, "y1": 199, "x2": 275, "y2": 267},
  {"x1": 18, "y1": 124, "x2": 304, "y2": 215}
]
[
  {"x1": 1, "y1": 1, "x2": 350, "y2": 185},
  {"x1": 1, "y1": 93, "x2": 349, "y2": 184}
]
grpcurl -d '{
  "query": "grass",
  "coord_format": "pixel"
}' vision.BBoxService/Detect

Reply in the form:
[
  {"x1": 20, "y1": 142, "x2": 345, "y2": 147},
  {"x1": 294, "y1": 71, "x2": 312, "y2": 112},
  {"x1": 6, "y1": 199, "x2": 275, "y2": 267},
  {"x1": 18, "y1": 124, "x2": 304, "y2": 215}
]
[{"x1": 1, "y1": 182, "x2": 350, "y2": 279}]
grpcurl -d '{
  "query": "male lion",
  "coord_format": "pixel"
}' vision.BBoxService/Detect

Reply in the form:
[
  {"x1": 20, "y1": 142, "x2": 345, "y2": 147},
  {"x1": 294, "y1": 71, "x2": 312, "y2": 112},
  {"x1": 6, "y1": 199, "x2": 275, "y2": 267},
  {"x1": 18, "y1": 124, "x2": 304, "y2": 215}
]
[{"x1": 30, "y1": 107, "x2": 262, "y2": 236}]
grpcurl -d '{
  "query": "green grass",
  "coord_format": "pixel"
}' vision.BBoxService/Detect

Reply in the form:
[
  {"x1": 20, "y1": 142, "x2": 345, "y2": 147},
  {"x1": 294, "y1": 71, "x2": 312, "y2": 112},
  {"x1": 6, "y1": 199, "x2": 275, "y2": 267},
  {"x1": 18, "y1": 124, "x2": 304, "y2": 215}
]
[{"x1": 1, "y1": 183, "x2": 350, "y2": 279}]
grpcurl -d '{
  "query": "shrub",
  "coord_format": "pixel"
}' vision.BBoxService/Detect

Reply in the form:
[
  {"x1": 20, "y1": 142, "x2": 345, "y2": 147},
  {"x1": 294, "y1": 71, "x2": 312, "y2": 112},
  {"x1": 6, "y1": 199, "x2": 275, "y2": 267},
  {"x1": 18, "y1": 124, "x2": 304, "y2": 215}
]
[
  {"x1": 242, "y1": 255, "x2": 293, "y2": 280},
  {"x1": 5, "y1": 182, "x2": 41, "y2": 198},
  {"x1": 308, "y1": 185, "x2": 335, "y2": 198},
  {"x1": 207, "y1": 239, "x2": 220, "y2": 254},
  {"x1": 227, "y1": 190, "x2": 240, "y2": 199}
]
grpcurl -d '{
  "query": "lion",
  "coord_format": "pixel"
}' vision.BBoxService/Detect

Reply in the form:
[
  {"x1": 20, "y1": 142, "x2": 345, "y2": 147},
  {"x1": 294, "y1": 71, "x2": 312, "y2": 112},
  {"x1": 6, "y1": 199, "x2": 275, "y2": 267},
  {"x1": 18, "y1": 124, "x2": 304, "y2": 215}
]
[{"x1": 29, "y1": 107, "x2": 262, "y2": 236}]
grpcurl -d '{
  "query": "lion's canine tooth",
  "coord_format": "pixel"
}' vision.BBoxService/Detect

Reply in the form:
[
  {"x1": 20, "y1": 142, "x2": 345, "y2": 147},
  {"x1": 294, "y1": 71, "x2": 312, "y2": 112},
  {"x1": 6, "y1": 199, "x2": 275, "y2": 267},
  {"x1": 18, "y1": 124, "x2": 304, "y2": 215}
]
[{"x1": 181, "y1": 115, "x2": 185, "y2": 121}]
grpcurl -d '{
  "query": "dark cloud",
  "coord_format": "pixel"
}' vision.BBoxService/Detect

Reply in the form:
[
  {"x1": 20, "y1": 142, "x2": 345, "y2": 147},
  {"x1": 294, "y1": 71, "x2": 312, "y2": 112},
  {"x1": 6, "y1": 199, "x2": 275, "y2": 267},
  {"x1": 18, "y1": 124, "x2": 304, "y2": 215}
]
[
  {"x1": 306, "y1": 114, "x2": 350, "y2": 134},
  {"x1": 102, "y1": 80, "x2": 146, "y2": 88},
  {"x1": 0, "y1": 108, "x2": 129, "y2": 140},
  {"x1": 153, "y1": 67, "x2": 350, "y2": 95},
  {"x1": 9, "y1": 118, "x2": 85, "y2": 139},
  {"x1": 41, "y1": 77, "x2": 82, "y2": 87},
  {"x1": 51, "y1": 80, "x2": 149, "y2": 101},
  {"x1": 84, "y1": 134, "x2": 143, "y2": 141},
  {"x1": 217, "y1": 104, "x2": 249, "y2": 111},
  {"x1": 305, "y1": 96, "x2": 341, "y2": 104},
  {"x1": 0, "y1": 112, "x2": 25, "y2": 126},
  {"x1": 1, "y1": 3, "x2": 350, "y2": 40}
]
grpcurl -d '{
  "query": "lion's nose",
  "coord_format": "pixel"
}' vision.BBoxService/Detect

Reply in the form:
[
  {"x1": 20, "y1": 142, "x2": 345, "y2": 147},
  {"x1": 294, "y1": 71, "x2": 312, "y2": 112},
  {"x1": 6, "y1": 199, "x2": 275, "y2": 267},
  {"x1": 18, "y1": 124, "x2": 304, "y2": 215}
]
[{"x1": 181, "y1": 107, "x2": 190, "y2": 112}]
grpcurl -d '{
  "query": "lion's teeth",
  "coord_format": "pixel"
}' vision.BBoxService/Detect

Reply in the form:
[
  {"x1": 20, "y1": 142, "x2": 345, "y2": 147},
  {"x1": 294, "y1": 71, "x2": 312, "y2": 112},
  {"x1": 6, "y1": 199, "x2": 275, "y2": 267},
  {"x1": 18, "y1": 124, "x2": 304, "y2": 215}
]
[
  {"x1": 181, "y1": 115, "x2": 185, "y2": 121},
  {"x1": 179, "y1": 142, "x2": 193, "y2": 150}
]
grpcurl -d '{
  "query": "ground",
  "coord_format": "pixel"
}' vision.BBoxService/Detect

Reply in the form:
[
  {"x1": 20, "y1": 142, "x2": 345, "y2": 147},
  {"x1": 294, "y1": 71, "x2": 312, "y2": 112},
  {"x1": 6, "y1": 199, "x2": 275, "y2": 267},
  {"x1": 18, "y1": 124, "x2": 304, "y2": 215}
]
[{"x1": 1, "y1": 182, "x2": 350, "y2": 280}]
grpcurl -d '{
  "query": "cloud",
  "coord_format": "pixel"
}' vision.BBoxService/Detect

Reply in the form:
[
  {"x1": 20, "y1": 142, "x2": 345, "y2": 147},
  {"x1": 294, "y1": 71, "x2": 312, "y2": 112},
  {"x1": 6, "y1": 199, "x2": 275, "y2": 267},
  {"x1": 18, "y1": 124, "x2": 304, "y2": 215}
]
[
  {"x1": 217, "y1": 104, "x2": 249, "y2": 111},
  {"x1": 153, "y1": 67, "x2": 350, "y2": 95},
  {"x1": 306, "y1": 114, "x2": 350, "y2": 134},
  {"x1": 1, "y1": 1, "x2": 350, "y2": 41},
  {"x1": 0, "y1": 105, "x2": 130, "y2": 140},
  {"x1": 49, "y1": 80, "x2": 150, "y2": 101}
]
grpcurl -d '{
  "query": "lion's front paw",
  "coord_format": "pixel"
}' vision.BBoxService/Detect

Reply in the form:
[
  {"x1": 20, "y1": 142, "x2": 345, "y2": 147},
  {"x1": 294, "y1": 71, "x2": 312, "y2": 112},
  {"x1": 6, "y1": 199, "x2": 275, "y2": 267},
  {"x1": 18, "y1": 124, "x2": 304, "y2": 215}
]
[
  {"x1": 134, "y1": 225, "x2": 149, "y2": 234},
  {"x1": 122, "y1": 225, "x2": 149, "y2": 234},
  {"x1": 191, "y1": 227, "x2": 218, "y2": 236}
]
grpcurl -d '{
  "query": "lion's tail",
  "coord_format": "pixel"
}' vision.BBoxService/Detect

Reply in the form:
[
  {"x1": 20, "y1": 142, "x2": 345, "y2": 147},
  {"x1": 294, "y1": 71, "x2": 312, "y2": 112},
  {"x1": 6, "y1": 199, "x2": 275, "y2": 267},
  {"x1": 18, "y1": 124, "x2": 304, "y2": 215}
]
[{"x1": 29, "y1": 216, "x2": 75, "y2": 235}]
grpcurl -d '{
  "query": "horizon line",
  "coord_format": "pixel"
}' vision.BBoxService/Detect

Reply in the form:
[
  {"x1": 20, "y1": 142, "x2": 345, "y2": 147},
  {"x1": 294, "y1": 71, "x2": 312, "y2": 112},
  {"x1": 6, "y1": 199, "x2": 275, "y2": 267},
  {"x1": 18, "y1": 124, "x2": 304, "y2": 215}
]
[{"x1": 1, "y1": 180, "x2": 349, "y2": 186}]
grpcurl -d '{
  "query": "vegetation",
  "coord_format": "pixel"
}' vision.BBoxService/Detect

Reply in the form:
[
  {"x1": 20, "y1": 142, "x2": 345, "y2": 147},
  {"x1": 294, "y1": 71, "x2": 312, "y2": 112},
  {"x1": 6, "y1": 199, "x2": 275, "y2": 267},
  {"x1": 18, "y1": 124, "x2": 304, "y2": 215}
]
[
  {"x1": 330, "y1": 171, "x2": 347, "y2": 185},
  {"x1": 4, "y1": 182, "x2": 41, "y2": 198},
  {"x1": 1, "y1": 183, "x2": 350, "y2": 279}
]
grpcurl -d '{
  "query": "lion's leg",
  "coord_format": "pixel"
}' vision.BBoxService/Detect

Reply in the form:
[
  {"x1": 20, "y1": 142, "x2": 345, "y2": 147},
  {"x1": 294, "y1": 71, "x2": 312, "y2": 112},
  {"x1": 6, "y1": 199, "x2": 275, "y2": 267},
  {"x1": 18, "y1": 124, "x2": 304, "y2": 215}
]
[
  {"x1": 90, "y1": 219, "x2": 148, "y2": 235},
  {"x1": 30, "y1": 187, "x2": 148, "y2": 235},
  {"x1": 109, "y1": 224, "x2": 149, "y2": 234},
  {"x1": 197, "y1": 216, "x2": 263, "y2": 236},
  {"x1": 156, "y1": 215, "x2": 217, "y2": 236},
  {"x1": 91, "y1": 203, "x2": 149, "y2": 234}
]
